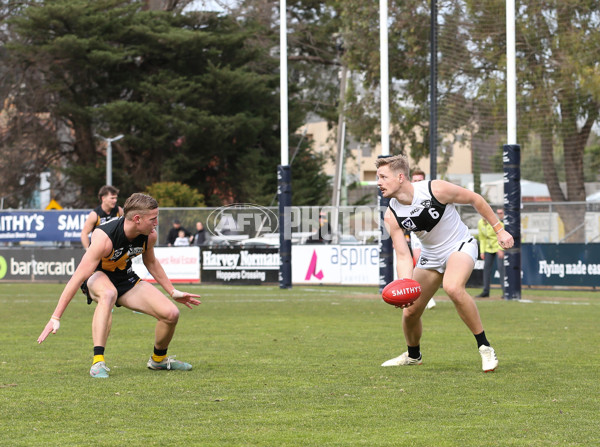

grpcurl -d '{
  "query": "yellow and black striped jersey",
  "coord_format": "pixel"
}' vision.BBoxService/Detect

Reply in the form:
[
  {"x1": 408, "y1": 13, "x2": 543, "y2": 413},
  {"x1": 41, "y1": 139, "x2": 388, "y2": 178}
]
[
  {"x1": 94, "y1": 204, "x2": 122, "y2": 228},
  {"x1": 95, "y1": 218, "x2": 148, "y2": 280}
]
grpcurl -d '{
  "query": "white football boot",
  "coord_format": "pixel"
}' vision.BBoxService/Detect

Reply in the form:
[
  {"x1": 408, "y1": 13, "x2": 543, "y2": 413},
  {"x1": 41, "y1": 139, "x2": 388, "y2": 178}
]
[
  {"x1": 381, "y1": 352, "x2": 423, "y2": 367},
  {"x1": 479, "y1": 345, "x2": 498, "y2": 372}
]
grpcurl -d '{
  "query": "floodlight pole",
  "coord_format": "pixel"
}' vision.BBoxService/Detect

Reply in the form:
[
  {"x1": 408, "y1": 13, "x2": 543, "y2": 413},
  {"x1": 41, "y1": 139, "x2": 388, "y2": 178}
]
[{"x1": 98, "y1": 134, "x2": 124, "y2": 186}]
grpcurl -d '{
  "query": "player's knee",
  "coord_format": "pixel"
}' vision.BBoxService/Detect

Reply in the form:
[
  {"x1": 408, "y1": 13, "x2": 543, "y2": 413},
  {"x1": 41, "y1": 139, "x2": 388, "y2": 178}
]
[
  {"x1": 403, "y1": 304, "x2": 422, "y2": 319},
  {"x1": 443, "y1": 282, "x2": 463, "y2": 300},
  {"x1": 95, "y1": 288, "x2": 118, "y2": 306},
  {"x1": 162, "y1": 306, "x2": 180, "y2": 325}
]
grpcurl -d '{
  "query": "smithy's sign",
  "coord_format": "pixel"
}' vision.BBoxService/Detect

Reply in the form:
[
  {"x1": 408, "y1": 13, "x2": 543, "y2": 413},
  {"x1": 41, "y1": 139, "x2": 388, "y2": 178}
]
[{"x1": 0, "y1": 211, "x2": 89, "y2": 242}]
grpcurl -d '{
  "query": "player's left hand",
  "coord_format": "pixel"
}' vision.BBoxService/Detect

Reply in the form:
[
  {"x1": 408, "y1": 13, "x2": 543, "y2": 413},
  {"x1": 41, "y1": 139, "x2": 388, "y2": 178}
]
[
  {"x1": 37, "y1": 316, "x2": 60, "y2": 344},
  {"x1": 170, "y1": 289, "x2": 201, "y2": 309}
]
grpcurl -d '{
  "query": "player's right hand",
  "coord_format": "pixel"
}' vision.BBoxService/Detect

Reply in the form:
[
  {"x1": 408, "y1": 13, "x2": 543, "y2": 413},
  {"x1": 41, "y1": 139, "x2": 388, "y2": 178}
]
[{"x1": 37, "y1": 316, "x2": 60, "y2": 344}]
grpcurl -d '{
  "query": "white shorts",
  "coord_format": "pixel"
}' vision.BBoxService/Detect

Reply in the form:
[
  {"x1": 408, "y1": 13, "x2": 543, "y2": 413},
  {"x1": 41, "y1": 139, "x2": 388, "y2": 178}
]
[{"x1": 415, "y1": 236, "x2": 478, "y2": 273}]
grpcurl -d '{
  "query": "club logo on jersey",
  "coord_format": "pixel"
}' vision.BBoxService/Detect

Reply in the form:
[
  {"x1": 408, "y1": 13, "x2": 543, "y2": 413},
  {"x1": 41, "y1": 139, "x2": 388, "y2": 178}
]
[
  {"x1": 420, "y1": 199, "x2": 431, "y2": 208},
  {"x1": 401, "y1": 218, "x2": 417, "y2": 231},
  {"x1": 111, "y1": 248, "x2": 124, "y2": 260}
]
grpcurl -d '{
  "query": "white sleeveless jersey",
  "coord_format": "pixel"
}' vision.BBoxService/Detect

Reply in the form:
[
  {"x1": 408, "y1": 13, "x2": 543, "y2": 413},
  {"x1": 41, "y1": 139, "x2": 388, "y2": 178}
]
[{"x1": 389, "y1": 181, "x2": 470, "y2": 252}]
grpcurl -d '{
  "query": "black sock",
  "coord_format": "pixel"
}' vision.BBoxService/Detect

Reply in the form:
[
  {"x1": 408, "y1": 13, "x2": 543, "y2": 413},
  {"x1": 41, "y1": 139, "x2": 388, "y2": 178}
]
[
  {"x1": 154, "y1": 347, "x2": 168, "y2": 357},
  {"x1": 474, "y1": 331, "x2": 490, "y2": 348},
  {"x1": 407, "y1": 345, "x2": 421, "y2": 360},
  {"x1": 93, "y1": 346, "x2": 105, "y2": 356}
]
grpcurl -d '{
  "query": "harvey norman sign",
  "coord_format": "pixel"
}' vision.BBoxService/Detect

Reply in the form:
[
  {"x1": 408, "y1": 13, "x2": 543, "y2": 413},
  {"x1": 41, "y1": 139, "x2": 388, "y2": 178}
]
[{"x1": 201, "y1": 247, "x2": 279, "y2": 284}]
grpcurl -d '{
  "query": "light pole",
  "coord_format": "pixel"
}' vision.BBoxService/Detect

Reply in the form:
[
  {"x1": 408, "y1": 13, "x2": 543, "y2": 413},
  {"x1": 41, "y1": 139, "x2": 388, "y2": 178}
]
[{"x1": 97, "y1": 134, "x2": 124, "y2": 186}]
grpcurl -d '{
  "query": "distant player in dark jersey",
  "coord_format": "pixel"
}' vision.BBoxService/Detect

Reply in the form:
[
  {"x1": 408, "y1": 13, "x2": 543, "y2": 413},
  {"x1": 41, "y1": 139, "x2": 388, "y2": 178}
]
[
  {"x1": 80, "y1": 185, "x2": 124, "y2": 250},
  {"x1": 376, "y1": 155, "x2": 513, "y2": 372},
  {"x1": 38, "y1": 193, "x2": 201, "y2": 378}
]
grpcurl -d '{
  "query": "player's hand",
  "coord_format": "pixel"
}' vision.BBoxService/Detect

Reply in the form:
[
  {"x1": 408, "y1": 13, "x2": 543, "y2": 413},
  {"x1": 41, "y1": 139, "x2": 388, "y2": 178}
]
[
  {"x1": 395, "y1": 301, "x2": 414, "y2": 309},
  {"x1": 497, "y1": 229, "x2": 514, "y2": 250},
  {"x1": 170, "y1": 289, "x2": 201, "y2": 309},
  {"x1": 37, "y1": 316, "x2": 60, "y2": 344}
]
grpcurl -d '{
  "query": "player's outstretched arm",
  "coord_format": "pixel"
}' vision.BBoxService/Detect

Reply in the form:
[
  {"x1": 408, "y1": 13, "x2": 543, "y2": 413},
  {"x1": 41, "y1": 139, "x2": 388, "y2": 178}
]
[
  {"x1": 142, "y1": 231, "x2": 201, "y2": 309},
  {"x1": 169, "y1": 289, "x2": 201, "y2": 309},
  {"x1": 384, "y1": 209, "x2": 413, "y2": 279},
  {"x1": 38, "y1": 231, "x2": 112, "y2": 344}
]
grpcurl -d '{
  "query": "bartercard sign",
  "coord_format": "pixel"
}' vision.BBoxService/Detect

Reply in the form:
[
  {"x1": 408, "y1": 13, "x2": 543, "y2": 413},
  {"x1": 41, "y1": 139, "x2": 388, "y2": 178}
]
[
  {"x1": 0, "y1": 248, "x2": 83, "y2": 282},
  {"x1": 0, "y1": 210, "x2": 89, "y2": 242},
  {"x1": 200, "y1": 247, "x2": 279, "y2": 284}
]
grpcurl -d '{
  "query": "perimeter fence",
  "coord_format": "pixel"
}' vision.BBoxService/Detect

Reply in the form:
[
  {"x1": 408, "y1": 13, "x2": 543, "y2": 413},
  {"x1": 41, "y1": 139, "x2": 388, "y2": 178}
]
[{"x1": 156, "y1": 201, "x2": 600, "y2": 247}]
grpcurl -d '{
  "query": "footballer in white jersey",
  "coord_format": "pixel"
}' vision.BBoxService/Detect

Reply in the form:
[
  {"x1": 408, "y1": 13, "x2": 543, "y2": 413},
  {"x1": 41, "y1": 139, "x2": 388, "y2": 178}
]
[
  {"x1": 388, "y1": 181, "x2": 478, "y2": 273},
  {"x1": 375, "y1": 154, "x2": 513, "y2": 372}
]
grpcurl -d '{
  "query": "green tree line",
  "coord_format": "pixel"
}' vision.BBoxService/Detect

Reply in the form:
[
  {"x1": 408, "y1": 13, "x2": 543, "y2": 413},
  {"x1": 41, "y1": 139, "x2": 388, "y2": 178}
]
[
  {"x1": 2, "y1": 0, "x2": 600, "y2": 243},
  {"x1": 0, "y1": 0, "x2": 330, "y2": 208}
]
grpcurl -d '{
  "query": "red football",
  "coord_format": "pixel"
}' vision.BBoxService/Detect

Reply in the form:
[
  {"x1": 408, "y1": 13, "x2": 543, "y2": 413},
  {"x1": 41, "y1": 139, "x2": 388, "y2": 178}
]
[{"x1": 382, "y1": 278, "x2": 422, "y2": 307}]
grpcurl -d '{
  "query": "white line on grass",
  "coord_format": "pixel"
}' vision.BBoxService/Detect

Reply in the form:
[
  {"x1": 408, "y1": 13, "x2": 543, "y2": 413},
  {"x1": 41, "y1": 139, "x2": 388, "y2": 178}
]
[{"x1": 518, "y1": 299, "x2": 591, "y2": 306}]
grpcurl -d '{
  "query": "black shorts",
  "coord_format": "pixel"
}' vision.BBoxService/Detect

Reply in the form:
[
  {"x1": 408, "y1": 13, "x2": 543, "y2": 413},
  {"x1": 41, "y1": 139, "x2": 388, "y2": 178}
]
[{"x1": 81, "y1": 273, "x2": 142, "y2": 307}]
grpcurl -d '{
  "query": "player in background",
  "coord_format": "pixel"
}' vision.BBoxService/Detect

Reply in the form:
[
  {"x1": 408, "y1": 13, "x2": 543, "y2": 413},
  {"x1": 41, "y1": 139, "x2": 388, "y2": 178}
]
[
  {"x1": 80, "y1": 185, "x2": 124, "y2": 250},
  {"x1": 376, "y1": 155, "x2": 513, "y2": 372},
  {"x1": 409, "y1": 168, "x2": 435, "y2": 310},
  {"x1": 38, "y1": 193, "x2": 201, "y2": 378}
]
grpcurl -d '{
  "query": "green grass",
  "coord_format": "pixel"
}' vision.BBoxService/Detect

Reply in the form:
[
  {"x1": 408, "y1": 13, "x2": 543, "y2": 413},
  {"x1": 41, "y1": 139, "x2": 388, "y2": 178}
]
[{"x1": 1, "y1": 284, "x2": 599, "y2": 446}]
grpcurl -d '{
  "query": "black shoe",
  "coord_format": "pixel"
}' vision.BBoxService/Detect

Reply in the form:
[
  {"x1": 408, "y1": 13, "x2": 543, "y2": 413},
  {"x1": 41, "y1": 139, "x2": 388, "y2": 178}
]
[{"x1": 476, "y1": 293, "x2": 489, "y2": 298}]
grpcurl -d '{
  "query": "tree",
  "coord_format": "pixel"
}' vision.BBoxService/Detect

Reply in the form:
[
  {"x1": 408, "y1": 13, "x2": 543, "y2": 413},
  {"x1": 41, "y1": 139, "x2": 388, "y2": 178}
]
[
  {"x1": 1, "y1": 0, "x2": 330, "y2": 209},
  {"x1": 145, "y1": 181, "x2": 205, "y2": 207},
  {"x1": 464, "y1": 0, "x2": 600, "y2": 241},
  {"x1": 335, "y1": 0, "x2": 433, "y2": 161},
  {"x1": 331, "y1": 0, "x2": 600, "y2": 241}
]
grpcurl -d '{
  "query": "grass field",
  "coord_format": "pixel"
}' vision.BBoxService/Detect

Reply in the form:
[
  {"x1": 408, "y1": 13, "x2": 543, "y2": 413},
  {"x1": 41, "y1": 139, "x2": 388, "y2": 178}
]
[{"x1": 1, "y1": 283, "x2": 599, "y2": 446}]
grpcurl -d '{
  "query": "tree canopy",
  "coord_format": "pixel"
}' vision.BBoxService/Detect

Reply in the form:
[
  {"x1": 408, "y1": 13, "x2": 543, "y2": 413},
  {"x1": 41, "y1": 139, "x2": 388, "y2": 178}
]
[
  {"x1": 2, "y1": 0, "x2": 600, "y2": 241},
  {"x1": 0, "y1": 0, "x2": 330, "y2": 208}
]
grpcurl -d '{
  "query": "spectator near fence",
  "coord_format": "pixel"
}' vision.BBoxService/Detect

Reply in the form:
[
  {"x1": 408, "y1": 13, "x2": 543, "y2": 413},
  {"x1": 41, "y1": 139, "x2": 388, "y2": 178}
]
[
  {"x1": 476, "y1": 208, "x2": 505, "y2": 297},
  {"x1": 166, "y1": 219, "x2": 191, "y2": 246},
  {"x1": 191, "y1": 221, "x2": 207, "y2": 246}
]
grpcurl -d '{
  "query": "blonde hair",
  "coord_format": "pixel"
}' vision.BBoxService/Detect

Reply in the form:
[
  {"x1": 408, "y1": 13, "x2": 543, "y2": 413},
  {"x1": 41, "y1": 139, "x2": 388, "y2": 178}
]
[
  {"x1": 123, "y1": 193, "x2": 158, "y2": 219},
  {"x1": 375, "y1": 155, "x2": 410, "y2": 177}
]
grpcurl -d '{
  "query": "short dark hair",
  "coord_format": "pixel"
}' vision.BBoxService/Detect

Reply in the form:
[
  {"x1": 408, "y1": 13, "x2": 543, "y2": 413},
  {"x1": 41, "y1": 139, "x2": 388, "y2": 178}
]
[
  {"x1": 411, "y1": 168, "x2": 426, "y2": 180},
  {"x1": 123, "y1": 193, "x2": 158, "y2": 219},
  {"x1": 98, "y1": 185, "x2": 119, "y2": 202}
]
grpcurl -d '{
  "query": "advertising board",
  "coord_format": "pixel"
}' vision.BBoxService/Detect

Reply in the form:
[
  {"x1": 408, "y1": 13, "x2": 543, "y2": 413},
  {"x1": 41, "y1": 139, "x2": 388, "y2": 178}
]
[
  {"x1": 200, "y1": 247, "x2": 279, "y2": 285},
  {"x1": 132, "y1": 246, "x2": 200, "y2": 283},
  {"x1": 0, "y1": 210, "x2": 89, "y2": 242},
  {"x1": 292, "y1": 245, "x2": 379, "y2": 285},
  {"x1": 0, "y1": 248, "x2": 82, "y2": 282}
]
